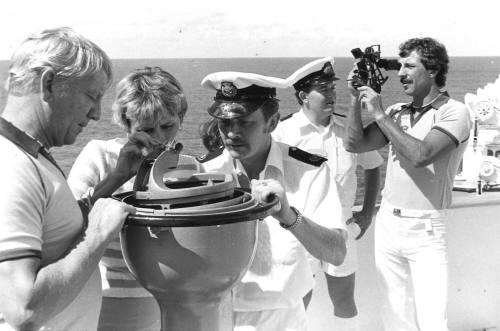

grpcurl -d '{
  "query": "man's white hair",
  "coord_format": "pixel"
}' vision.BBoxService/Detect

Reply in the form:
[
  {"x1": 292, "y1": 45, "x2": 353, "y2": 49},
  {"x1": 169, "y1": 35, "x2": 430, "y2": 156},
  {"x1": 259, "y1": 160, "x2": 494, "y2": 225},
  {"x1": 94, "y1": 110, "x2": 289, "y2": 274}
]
[{"x1": 5, "y1": 27, "x2": 112, "y2": 95}]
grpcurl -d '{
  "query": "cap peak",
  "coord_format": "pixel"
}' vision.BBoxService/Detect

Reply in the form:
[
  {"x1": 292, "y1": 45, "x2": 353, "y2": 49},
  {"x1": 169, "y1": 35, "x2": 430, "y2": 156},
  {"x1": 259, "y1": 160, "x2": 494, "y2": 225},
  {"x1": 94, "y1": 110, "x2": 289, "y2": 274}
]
[
  {"x1": 287, "y1": 57, "x2": 339, "y2": 90},
  {"x1": 201, "y1": 71, "x2": 286, "y2": 119}
]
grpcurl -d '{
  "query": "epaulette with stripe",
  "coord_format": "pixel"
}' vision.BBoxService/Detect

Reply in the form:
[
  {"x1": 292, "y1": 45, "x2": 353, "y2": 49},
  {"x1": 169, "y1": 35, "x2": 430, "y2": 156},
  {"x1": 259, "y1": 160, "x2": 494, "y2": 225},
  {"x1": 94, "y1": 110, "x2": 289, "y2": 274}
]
[
  {"x1": 288, "y1": 146, "x2": 327, "y2": 167},
  {"x1": 196, "y1": 147, "x2": 224, "y2": 163},
  {"x1": 280, "y1": 112, "x2": 294, "y2": 122}
]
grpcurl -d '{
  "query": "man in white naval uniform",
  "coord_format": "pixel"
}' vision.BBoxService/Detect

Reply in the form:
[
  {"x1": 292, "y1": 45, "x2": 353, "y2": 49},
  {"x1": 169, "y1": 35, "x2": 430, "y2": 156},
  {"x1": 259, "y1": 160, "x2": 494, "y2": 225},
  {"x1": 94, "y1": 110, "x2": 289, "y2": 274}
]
[
  {"x1": 200, "y1": 71, "x2": 347, "y2": 331},
  {"x1": 273, "y1": 57, "x2": 382, "y2": 331}
]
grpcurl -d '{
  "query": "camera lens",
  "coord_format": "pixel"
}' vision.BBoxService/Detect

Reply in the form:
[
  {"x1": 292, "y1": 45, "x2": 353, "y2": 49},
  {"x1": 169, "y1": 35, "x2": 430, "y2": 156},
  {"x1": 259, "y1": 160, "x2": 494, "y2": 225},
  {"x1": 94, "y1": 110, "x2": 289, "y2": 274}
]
[{"x1": 378, "y1": 59, "x2": 401, "y2": 71}]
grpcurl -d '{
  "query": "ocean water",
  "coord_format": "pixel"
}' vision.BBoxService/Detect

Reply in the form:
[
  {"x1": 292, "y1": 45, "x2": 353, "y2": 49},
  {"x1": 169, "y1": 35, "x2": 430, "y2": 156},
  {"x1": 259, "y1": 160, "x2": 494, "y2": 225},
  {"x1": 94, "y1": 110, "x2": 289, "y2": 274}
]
[{"x1": 1, "y1": 57, "x2": 499, "y2": 205}]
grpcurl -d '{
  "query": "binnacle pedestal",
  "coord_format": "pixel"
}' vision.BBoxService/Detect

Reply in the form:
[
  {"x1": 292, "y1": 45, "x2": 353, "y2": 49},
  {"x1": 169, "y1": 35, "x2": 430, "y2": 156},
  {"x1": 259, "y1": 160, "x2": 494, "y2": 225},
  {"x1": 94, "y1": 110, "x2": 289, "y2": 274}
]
[
  {"x1": 121, "y1": 218, "x2": 257, "y2": 331},
  {"x1": 115, "y1": 147, "x2": 277, "y2": 331}
]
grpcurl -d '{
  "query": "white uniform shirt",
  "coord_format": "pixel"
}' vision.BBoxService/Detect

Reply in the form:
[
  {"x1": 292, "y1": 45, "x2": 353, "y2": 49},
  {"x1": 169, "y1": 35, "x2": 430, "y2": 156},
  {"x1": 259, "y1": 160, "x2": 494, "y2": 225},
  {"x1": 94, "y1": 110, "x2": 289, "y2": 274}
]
[
  {"x1": 273, "y1": 109, "x2": 383, "y2": 209},
  {"x1": 202, "y1": 140, "x2": 346, "y2": 311}
]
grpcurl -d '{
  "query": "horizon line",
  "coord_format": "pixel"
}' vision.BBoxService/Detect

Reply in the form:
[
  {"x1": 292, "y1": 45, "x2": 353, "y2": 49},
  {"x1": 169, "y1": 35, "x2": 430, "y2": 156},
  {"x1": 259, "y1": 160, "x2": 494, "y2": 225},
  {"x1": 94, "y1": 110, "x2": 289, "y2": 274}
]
[{"x1": 1, "y1": 55, "x2": 500, "y2": 62}]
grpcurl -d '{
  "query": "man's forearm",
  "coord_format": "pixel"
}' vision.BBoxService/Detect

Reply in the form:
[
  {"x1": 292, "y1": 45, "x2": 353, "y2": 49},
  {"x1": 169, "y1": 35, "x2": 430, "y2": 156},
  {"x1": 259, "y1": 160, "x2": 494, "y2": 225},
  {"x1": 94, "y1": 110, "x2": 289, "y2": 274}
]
[
  {"x1": 277, "y1": 206, "x2": 346, "y2": 265},
  {"x1": 361, "y1": 167, "x2": 381, "y2": 213},
  {"x1": 375, "y1": 113, "x2": 431, "y2": 166},
  {"x1": 291, "y1": 217, "x2": 346, "y2": 266},
  {"x1": 345, "y1": 96, "x2": 366, "y2": 151},
  {"x1": 4, "y1": 229, "x2": 112, "y2": 329}
]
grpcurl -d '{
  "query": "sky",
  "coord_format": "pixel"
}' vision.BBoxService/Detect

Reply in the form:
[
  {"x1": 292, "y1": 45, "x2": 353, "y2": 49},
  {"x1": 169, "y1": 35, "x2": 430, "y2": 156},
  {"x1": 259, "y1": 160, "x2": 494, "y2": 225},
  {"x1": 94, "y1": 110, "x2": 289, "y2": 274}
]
[{"x1": 1, "y1": 0, "x2": 499, "y2": 59}]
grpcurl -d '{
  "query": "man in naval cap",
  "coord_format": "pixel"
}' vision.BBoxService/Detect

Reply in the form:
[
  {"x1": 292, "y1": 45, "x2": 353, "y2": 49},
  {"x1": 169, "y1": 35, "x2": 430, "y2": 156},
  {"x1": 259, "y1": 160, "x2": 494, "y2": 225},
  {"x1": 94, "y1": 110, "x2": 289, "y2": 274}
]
[
  {"x1": 273, "y1": 57, "x2": 382, "y2": 331},
  {"x1": 200, "y1": 71, "x2": 347, "y2": 331}
]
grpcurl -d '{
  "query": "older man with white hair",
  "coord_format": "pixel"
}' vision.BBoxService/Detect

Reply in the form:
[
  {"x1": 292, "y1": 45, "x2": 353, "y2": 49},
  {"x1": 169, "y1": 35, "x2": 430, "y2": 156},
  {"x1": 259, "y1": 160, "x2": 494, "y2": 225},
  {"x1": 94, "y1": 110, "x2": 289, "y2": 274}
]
[{"x1": 0, "y1": 27, "x2": 157, "y2": 331}]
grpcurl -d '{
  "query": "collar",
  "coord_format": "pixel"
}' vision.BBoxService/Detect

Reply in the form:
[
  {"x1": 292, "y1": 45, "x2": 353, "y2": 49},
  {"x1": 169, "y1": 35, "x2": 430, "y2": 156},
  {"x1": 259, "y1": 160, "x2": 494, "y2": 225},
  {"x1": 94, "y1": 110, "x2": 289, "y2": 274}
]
[
  {"x1": 0, "y1": 116, "x2": 65, "y2": 177},
  {"x1": 405, "y1": 90, "x2": 450, "y2": 112},
  {"x1": 298, "y1": 108, "x2": 336, "y2": 131},
  {"x1": 0, "y1": 116, "x2": 43, "y2": 158},
  {"x1": 429, "y1": 90, "x2": 450, "y2": 109},
  {"x1": 296, "y1": 109, "x2": 311, "y2": 128},
  {"x1": 227, "y1": 139, "x2": 284, "y2": 179}
]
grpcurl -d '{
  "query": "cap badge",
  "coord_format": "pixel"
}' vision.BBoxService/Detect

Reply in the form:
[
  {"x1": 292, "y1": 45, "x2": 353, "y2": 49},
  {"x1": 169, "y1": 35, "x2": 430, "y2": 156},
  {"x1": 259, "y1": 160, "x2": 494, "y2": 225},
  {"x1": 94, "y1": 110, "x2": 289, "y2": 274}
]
[
  {"x1": 323, "y1": 62, "x2": 334, "y2": 76},
  {"x1": 221, "y1": 103, "x2": 233, "y2": 115},
  {"x1": 221, "y1": 82, "x2": 238, "y2": 98}
]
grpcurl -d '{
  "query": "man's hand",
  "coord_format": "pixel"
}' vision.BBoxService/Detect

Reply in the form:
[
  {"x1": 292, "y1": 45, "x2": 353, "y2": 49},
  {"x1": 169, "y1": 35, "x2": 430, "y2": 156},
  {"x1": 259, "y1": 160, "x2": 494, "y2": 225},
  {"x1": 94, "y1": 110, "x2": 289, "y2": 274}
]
[
  {"x1": 357, "y1": 86, "x2": 385, "y2": 121},
  {"x1": 114, "y1": 132, "x2": 164, "y2": 181},
  {"x1": 347, "y1": 65, "x2": 362, "y2": 98},
  {"x1": 347, "y1": 210, "x2": 374, "y2": 240},
  {"x1": 250, "y1": 179, "x2": 295, "y2": 225},
  {"x1": 87, "y1": 198, "x2": 136, "y2": 242}
]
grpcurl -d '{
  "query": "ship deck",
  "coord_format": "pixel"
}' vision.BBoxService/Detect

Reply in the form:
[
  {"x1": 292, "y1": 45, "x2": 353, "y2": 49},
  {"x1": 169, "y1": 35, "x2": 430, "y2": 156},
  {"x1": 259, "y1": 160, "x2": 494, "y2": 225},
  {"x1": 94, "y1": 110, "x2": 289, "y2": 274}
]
[{"x1": 307, "y1": 191, "x2": 500, "y2": 331}]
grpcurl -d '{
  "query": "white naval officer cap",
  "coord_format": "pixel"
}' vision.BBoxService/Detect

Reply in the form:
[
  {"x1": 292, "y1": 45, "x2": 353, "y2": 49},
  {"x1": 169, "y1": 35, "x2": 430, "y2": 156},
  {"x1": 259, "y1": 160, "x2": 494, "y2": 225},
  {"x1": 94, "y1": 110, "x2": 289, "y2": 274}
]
[
  {"x1": 287, "y1": 57, "x2": 339, "y2": 91},
  {"x1": 201, "y1": 71, "x2": 287, "y2": 119}
]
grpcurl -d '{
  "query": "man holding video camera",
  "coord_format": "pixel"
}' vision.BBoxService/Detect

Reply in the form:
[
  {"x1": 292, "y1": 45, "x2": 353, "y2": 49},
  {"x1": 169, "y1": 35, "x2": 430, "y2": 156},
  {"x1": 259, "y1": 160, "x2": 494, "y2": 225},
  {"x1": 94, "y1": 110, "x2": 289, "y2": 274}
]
[{"x1": 345, "y1": 38, "x2": 472, "y2": 331}]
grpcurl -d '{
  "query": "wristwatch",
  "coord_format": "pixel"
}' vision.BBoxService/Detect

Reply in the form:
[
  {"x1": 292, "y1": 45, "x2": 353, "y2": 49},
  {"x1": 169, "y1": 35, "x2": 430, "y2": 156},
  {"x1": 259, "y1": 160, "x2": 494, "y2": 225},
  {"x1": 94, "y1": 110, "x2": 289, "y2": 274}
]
[
  {"x1": 79, "y1": 187, "x2": 94, "y2": 211},
  {"x1": 280, "y1": 206, "x2": 303, "y2": 230}
]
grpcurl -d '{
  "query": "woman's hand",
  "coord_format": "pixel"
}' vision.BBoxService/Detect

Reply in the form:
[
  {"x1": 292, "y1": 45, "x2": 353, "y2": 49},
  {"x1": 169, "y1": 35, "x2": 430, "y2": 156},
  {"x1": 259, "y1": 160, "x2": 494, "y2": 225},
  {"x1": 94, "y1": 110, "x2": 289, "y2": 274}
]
[{"x1": 114, "y1": 132, "x2": 164, "y2": 181}]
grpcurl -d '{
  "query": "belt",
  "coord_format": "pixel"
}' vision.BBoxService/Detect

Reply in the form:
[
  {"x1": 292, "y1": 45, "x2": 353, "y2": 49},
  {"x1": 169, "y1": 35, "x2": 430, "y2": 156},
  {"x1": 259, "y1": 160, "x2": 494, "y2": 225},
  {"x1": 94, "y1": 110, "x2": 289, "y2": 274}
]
[{"x1": 381, "y1": 201, "x2": 446, "y2": 219}]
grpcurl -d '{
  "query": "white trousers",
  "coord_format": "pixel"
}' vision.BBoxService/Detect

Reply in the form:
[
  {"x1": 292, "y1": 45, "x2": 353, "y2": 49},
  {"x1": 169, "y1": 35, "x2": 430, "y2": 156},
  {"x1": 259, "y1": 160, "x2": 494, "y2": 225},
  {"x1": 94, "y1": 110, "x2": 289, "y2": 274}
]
[{"x1": 375, "y1": 202, "x2": 449, "y2": 331}]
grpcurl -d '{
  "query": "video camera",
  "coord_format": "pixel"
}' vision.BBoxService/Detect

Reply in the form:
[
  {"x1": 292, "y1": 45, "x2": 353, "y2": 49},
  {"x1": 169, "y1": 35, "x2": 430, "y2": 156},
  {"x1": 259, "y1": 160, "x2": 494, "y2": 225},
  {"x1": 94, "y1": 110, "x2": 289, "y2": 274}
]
[{"x1": 350, "y1": 45, "x2": 401, "y2": 93}]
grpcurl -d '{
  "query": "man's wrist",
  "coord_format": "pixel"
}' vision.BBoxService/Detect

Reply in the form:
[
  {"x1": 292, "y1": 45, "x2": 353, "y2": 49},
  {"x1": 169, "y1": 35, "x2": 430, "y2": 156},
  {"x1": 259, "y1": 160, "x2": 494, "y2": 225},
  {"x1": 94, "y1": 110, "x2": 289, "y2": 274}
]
[
  {"x1": 361, "y1": 205, "x2": 375, "y2": 215},
  {"x1": 374, "y1": 110, "x2": 387, "y2": 122},
  {"x1": 280, "y1": 206, "x2": 303, "y2": 230},
  {"x1": 80, "y1": 187, "x2": 95, "y2": 209}
]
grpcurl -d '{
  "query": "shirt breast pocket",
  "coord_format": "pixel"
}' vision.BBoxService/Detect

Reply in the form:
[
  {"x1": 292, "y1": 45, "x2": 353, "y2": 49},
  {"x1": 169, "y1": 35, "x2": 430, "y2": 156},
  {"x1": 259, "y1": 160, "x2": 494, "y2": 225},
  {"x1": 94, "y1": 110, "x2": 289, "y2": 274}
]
[{"x1": 333, "y1": 150, "x2": 355, "y2": 183}]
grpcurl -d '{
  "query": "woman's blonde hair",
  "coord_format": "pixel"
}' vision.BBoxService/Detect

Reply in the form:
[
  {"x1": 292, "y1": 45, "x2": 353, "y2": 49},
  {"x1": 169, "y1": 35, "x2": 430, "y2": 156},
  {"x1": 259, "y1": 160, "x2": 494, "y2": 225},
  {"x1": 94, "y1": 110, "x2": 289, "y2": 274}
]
[{"x1": 112, "y1": 66, "x2": 187, "y2": 131}]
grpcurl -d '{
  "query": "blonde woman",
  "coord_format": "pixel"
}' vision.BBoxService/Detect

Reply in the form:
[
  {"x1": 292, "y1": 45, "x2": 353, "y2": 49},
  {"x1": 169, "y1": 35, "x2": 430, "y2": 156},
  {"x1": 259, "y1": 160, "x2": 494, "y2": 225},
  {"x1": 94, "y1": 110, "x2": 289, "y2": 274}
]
[{"x1": 68, "y1": 66, "x2": 200, "y2": 331}]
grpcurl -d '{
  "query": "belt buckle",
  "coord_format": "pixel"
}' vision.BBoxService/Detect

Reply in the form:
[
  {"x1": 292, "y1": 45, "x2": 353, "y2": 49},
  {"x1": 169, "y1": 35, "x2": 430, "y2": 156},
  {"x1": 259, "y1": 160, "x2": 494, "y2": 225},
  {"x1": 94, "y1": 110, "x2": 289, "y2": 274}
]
[{"x1": 393, "y1": 208, "x2": 401, "y2": 216}]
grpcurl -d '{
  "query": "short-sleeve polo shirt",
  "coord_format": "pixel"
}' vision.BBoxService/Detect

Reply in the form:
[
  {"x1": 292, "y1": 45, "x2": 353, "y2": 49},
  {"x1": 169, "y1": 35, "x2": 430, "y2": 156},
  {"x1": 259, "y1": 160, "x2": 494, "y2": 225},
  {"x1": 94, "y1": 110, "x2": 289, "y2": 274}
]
[
  {"x1": 382, "y1": 93, "x2": 472, "y2": 210},
  {"x1": 0, "y1": 118, "x2": 101, "y2": 331}
]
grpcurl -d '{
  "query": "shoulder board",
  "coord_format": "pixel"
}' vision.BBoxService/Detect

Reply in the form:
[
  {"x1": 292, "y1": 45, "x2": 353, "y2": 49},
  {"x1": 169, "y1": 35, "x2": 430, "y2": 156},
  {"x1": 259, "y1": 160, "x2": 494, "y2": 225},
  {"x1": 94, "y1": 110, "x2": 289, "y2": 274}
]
[
  {"x1": 280, "y1": 113, "x2": 294, "y2": 122},
  {"x1": 196, "y1": 147, "x2": 224, "y2": 163},
  {"x1": 288, "y1": 147, "x2": 327, "y2": 167}
]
